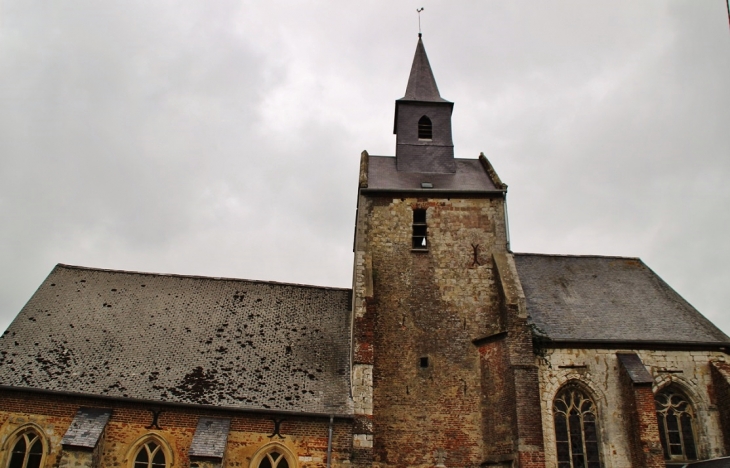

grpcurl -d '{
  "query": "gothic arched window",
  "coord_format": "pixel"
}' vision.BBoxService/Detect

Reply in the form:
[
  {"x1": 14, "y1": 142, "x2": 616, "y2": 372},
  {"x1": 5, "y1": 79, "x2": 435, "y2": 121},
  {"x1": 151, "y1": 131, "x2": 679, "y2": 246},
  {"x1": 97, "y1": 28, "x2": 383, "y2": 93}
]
[
  {"x1": 7, "y1": 431, "x2": 43, "y2": 468},
  {"x1": 251, "y1": 445, "x2": 296, "y2": 468},
  {"x1": 655, "y1": 387, "x2": 698, "y2": 461},
  {"x1": 257, "y1": 451, "x2": 289, "y2": 468},
  {"x1": 418, "y1": 116, "x2": 432, "y2": 140},
  {"x1": 133, "y1": 441, "x2": 167, "y2": 468},
  {"x1": 553, "y1": 385, "x2": 601, "y2": 468}
]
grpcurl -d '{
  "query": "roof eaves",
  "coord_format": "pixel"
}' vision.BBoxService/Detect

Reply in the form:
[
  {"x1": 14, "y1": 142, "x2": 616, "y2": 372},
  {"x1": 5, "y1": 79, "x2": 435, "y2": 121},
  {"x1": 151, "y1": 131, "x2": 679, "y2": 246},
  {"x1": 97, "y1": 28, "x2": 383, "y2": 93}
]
[
  {"x1": 537, "y1": 338, "x2": 730, "y2": 352},
  {"x1": 360, "y1": 188, "x2": 506, "y2": 196},
  {"x1": 0, "y1": 385, "x2": 356, "y2": 419}
]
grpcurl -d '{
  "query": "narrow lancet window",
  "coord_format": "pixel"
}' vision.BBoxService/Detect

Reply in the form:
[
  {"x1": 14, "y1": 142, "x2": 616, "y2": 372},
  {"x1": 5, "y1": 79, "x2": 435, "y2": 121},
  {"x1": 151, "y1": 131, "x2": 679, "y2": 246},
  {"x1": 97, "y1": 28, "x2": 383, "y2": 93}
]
[
  {"x1": 418, "y1": 116, "x2": 432, "y2": 140},
  {"x1": 553, "y1": 385, "x2": 601, "y2": 468},
  {"x1": 412, "y1": 209, "x2": 427, "y2": 249},
  {"x1": 656, "y1": 387, "x2": 697, "y2": 461}
]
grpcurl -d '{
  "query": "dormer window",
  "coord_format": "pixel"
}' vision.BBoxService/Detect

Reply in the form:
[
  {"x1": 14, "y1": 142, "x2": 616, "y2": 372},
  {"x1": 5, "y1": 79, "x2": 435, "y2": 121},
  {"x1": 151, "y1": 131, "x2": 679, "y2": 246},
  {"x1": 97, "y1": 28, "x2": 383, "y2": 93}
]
[{"x1": 418, "y1": 116, "x2": 432, "y2": 140}]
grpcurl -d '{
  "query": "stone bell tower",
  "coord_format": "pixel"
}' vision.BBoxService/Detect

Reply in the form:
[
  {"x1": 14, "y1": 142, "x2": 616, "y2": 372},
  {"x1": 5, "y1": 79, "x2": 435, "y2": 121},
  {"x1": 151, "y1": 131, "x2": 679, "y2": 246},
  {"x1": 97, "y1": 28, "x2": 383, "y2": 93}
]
[{"x1": 350, "y1": 35, "x2": 546, "y2": 468}]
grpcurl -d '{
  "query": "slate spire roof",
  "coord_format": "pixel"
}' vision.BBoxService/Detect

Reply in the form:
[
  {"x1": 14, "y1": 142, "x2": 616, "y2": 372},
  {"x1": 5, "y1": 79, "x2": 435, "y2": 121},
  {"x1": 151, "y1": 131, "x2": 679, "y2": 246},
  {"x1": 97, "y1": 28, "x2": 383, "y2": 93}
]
[{"x1": 400, "y1": 35, "x2": 449, "y2": 103}]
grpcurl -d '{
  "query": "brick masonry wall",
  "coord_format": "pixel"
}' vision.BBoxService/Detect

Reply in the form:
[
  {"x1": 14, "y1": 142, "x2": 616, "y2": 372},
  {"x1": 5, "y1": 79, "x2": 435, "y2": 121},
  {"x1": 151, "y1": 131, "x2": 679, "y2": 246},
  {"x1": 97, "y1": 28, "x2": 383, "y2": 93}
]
[
  {"x1": 0, "y1": 390, "x2": 353, "y2": 468},
  {"x1": 478, "y1": 340, "x2": 515, "y2": 459},
  {"x1": 353, "y1": 193, "x2": 514, "y2": 468},
  {"x1": 616, "y1": 364, "x2": 664, "y2": 467},
  {"x1": 538, "y1": 349, "x2": 728, "y2": 467}
]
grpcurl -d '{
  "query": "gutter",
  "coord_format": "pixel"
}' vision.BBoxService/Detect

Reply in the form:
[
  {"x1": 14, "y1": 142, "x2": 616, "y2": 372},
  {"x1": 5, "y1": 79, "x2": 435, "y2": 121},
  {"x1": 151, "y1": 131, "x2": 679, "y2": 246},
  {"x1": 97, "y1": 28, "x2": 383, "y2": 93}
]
[
  {"x1": 0, "y1": 385, "x2": 355, "y2": 419},
  {"x1": 326, "y1": 415, "x2": 334, "y2": 468},
  {"x1": 360, "y1": 188, "x2": 507, "y2": 196},
  {"x1": 540, "y1": 339, "x2": 730, "y2": 353}
]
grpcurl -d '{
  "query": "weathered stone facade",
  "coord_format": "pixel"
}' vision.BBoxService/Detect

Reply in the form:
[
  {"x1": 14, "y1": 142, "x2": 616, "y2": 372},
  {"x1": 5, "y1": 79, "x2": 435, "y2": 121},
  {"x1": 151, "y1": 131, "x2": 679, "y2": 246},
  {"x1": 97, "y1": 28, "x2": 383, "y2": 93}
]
[
  {"x1": 353, "y1": 192, "x2": 507, "y2": 467},
  {"x1": 538, "y1": 348, "x2": 728, "y2": 467}
]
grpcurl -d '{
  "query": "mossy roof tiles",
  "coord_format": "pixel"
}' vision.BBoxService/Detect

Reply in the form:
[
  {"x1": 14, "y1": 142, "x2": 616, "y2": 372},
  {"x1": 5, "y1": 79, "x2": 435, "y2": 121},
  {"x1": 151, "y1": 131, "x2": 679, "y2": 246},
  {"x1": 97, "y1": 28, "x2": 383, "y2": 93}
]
[{"x1": 0, "y1": 264, "x2": 353, "y2": 415}]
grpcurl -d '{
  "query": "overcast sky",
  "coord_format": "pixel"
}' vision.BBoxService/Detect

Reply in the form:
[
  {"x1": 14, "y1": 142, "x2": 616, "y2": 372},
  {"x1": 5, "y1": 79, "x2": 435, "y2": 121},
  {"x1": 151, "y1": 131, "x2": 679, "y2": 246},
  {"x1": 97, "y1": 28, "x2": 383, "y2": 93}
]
[{"x1": 1, "y1": 1, "x2": 729, "y2": 337}]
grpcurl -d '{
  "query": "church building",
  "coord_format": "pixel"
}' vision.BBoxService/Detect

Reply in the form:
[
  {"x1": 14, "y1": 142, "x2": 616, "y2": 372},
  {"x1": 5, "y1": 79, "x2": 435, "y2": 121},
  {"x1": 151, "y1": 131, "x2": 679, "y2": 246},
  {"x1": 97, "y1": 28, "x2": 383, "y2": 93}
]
[{"x1": 1, "y1": 35, "x2": 729, "y2": 468}]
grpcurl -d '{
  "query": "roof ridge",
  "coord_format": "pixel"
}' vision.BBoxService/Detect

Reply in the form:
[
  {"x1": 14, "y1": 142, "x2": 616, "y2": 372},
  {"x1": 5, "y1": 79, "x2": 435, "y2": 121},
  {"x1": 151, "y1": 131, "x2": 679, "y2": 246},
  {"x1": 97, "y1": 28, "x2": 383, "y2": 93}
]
[
  {"x1": 54, "y1": 264, "x2": 351, "y2": 291},
  {"x1": 513, "y1": 252, "x2": 642, "y2": 261}
]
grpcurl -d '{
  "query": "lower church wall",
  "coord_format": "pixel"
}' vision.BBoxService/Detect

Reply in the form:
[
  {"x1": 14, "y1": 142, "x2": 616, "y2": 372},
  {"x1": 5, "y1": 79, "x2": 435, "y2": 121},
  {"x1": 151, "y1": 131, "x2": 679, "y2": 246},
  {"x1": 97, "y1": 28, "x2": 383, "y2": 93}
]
[
  {"x1": 538, "y1": 348, "x2": 727, "y2": 467},
  {"x1": 0, "y1": 390, "x2": 353, "y2": 468}
]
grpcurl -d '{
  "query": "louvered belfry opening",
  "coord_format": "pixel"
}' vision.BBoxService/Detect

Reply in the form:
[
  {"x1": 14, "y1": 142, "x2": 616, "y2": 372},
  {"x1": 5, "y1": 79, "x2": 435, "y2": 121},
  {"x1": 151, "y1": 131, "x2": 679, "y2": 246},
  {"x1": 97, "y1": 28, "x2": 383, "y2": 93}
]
[{"x1": 418, "y1": 115, "x2": 432, "y2": 139}]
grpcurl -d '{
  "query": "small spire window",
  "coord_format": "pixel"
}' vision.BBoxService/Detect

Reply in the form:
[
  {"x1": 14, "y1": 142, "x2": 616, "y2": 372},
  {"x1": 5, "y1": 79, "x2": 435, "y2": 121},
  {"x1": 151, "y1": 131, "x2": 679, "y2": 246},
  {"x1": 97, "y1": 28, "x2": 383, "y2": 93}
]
[
  {"x1": 412, "y1": 209, "x2": 427, "y2": 250},
  {"x1": 418, "y1": 116, "x2": 432, "y2": 140}
]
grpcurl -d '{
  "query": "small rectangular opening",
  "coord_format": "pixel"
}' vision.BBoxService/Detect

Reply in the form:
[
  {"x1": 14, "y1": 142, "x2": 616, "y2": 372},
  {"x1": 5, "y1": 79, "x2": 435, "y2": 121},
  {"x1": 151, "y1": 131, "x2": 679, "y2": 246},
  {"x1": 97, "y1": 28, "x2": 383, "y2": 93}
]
[
  {"x1": 419, "y1": 357, "x2": 429, "y2": 368},
  {"x1": 413, "y1": 209, "x2": 426, "y2": 224},
  {"x1": 412, "y1": 209, "x2": 427, "y2": 249}
]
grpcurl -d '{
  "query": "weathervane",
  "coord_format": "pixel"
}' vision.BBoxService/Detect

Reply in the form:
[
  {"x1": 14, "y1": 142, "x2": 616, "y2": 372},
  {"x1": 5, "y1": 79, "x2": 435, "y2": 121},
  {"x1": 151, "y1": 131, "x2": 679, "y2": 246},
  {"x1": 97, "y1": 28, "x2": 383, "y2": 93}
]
[{"x1": 417, "y1": 8, "x2": 424, "y2": 37}]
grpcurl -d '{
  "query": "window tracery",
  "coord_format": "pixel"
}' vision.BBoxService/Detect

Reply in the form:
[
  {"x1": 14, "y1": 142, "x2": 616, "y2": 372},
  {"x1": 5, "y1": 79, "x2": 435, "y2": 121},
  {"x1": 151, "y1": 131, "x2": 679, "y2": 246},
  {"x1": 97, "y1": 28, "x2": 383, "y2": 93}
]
[
  {"x1": 553, "y1": 384, "x2": 601, "y2": 468},
  {"x1": 7, "y1": 432, "x2": 43, "y2": 468},
  {"x1": 257, "y1": 451, "x2": 289, "y2": 468},
  {"x1": 655, "y1": 387, "x2": 697, "y2": 461},
  {"x1": 133, "y1": 441, "x2": 167, "y2": 468},
  {"x1": 251, "y1": 444, "x2": 295, "y2": 468}
]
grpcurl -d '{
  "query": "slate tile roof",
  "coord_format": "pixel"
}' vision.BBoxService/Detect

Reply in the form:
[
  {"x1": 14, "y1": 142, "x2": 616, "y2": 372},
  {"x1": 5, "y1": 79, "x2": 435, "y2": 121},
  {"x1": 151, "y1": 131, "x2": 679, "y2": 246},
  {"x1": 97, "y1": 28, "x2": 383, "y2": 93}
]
[
  {"x1": 189, "y1": 418, "x2": 231, "y2": 459},
  {"x1": 0, "y1": 265, "x2": 353, "y2": 415},
  {"x1": 61, "y1": 407, "x2": 111, "y2": 449},
  {"x1": 683, "y1": 457, "x2": 730, "y2": 467},
  {"x1": 365, "y1": 156, "x2": 502, "y2": 193},
  {"x1": 400, "y1": 36, "x2": 448, "y2": 103},
  {"x1": 514, "y1": 253, "x2": 730, "y2": 344},
  {"x1": 616, "y1": 353, "x2": 653, "y2": 384}
]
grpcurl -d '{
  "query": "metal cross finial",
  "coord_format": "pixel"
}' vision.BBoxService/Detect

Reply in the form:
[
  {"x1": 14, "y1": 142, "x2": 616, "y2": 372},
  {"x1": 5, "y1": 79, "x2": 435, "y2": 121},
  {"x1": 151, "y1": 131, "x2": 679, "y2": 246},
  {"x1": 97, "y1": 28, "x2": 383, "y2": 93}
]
[{"x1": 417, "y1": 8, "x2": 424, "y2": 37}]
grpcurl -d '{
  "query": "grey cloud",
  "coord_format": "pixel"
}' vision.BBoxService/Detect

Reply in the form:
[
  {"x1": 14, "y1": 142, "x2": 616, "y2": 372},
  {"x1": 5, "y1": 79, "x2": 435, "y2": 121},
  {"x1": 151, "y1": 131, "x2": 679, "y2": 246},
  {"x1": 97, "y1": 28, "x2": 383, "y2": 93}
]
[{"x1": 1, "y1": 1, "x2": 729, "y2": 337}]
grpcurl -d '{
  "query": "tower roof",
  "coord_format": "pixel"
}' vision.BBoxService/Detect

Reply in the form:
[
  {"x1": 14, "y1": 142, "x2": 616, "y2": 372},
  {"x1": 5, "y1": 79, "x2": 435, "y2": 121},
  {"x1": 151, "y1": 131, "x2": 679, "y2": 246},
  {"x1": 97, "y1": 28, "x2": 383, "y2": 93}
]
[{"x1": 400, "y1": 35, "x2": 449, "y2": 103}]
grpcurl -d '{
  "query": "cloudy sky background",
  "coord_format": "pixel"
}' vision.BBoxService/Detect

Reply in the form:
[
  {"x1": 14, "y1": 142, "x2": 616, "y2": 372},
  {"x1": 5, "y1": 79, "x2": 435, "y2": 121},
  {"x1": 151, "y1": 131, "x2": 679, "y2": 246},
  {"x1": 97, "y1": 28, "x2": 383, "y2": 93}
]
[{"x1": 1, "y1": 1, "x2": 729, "y2": 336}]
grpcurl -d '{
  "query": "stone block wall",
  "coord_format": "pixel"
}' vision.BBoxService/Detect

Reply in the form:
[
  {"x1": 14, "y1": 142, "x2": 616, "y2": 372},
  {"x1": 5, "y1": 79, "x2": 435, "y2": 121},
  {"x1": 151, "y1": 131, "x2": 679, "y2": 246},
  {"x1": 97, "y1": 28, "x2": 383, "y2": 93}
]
[
  {"x1": 538, "y1": 348, "x2": 728, "y2": 467},
  {"x1": 58, "y1": 449, "x2": 94, "y2": 468},
  {"x1": 710, "y1": 360, "x2": 730, "y2": 454},
  {"x1": 0, "y1": 390, "x2": 353, "y2": 468},
  {"x1": 352, "y1": 191, "x2": 524, "y2": 467}
]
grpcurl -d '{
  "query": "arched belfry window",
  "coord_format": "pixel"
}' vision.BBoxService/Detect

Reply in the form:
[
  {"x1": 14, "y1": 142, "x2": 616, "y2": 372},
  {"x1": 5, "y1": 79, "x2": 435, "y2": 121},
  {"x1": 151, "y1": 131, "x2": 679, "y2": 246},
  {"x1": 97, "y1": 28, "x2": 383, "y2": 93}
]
[
  {"x1": 7, "y1": 431, "x2": 43, "y2": 468},
  {"x1": 655, "y1": 387, "x2": 697, "y2": 462},
  {"x1": 418, "y1": 116, "x2": 432, "y2": 140},
  {"x1": 133, "y1": 441, "x2": 167, "y2": 468},
  {"x1": 553, "y1": 384, "x2": 601, "y2": 468}
]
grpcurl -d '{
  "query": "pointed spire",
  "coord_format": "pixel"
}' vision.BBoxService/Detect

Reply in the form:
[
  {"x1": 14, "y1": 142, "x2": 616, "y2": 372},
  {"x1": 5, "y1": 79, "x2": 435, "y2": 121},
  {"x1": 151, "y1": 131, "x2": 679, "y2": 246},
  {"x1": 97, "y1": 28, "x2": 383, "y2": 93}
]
[{"x1": 401, "y1": 36, "x2": 448, "y2": 102}]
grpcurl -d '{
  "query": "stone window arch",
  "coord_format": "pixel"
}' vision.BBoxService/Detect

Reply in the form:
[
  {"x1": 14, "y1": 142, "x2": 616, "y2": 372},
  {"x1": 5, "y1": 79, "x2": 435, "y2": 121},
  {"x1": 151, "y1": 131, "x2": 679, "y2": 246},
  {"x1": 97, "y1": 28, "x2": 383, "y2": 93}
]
[
  {"x1": 126, "y1": 435, "x2": 173, "y2": 468},
  {"x1": 417, "y1": 116, "x2": 432, "y2": 140},
  {"x1": 655, "y1": 386, "x2": 698, "y2": 462},
  {"x1": 6, "y1": 429, "x2": 45, "y2": 468},
  {"x1": 553, "y1": 383, "x2": 602, "y2": 467},
  {"x1": 250, "y1": 443, "x2": 296, "y2": 468}
]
